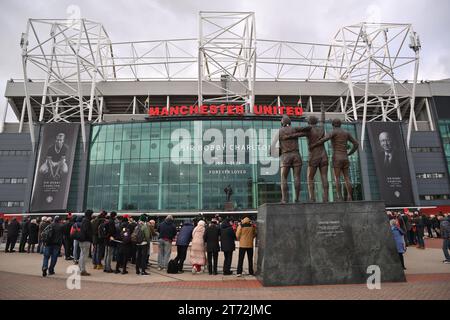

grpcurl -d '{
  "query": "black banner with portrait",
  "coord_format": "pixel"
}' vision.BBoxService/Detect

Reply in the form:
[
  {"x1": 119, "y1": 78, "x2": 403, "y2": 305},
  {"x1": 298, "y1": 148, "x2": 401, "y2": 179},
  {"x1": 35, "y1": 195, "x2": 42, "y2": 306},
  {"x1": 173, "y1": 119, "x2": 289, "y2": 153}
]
[
  {"x1": 30, "y1": 123, "x2": 79, "y2": 212},
  {"x1": 367, "y1": 123, "x2": 413, "y2": 206}
]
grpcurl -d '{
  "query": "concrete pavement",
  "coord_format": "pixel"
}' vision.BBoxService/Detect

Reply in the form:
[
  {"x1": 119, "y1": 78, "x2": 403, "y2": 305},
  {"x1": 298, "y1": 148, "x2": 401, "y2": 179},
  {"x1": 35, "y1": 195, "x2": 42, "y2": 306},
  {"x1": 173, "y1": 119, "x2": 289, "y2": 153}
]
[{"x1": 0, "y1": 238, "x2": 449, "y2": 299}]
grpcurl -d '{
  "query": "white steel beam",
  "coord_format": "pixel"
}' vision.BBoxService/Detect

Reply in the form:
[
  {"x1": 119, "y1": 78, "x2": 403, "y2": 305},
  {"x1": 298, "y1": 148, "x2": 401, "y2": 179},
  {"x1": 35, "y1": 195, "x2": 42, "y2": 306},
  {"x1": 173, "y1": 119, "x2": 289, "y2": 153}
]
[
  {"x1": 0, "y1": 100, "x2": 8, "y2": 134},
  {"x1": 424, "y1": 98, "x2": 435, "y2": 131},
  {"x1": 18, "y1": 100, "x2": 27, "y2": 133}
]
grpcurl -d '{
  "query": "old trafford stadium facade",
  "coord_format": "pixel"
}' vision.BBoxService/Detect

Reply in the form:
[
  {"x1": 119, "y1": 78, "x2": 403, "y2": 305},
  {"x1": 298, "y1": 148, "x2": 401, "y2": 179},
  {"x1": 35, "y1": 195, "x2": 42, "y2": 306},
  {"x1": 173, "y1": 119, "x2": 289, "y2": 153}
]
[{"x1": 1, "y1": 12, "x2": 450, "y2": 218}]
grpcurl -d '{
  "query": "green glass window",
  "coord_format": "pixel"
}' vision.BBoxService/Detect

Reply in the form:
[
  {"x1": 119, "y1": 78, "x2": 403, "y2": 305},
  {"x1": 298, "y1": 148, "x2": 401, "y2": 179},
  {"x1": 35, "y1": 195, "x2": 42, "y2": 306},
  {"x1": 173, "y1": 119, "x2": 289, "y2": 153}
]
[{"x1": 86, "y1": 120, "x2": 364, "y2": 212}]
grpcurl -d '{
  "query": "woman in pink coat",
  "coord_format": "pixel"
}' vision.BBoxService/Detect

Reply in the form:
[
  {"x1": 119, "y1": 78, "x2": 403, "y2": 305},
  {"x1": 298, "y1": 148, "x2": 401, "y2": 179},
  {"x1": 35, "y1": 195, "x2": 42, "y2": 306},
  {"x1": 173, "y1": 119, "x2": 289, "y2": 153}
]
[{"x1": 190, "y1": 220, "x2": 206, "y2": 273}]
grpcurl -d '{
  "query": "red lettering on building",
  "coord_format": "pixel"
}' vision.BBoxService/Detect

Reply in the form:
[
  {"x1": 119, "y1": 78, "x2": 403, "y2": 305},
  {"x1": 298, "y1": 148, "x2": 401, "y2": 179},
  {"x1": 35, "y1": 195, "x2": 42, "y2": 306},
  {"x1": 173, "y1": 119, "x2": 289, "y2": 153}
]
[
  {"x1": 147, "y1": 105, "x2": 303, "y2": 117},
  {"x1": 190, "y1": 105, "x2": 198, "y2": 114},
  {"x1": 148, "y1": 107, "x2": 160, "y2": 116},
  {"x1": 180, "y1": 106, "x2": 188, "y2": 115},
  {"x1": 263, "y1": 106, "x2": 273, "y2": 115},
  {"x1": 236, "y1": 105, "x2": 244, "y2": 114},
  {"x1": 286, "y1": 107, "x2": 294, "y2": 116},
  {"x1": 210, "y1": 105, "x2": 218, "y2": 115},
  {"x1": 200, "y1": 105, "x2": 208, "y2": 115}
]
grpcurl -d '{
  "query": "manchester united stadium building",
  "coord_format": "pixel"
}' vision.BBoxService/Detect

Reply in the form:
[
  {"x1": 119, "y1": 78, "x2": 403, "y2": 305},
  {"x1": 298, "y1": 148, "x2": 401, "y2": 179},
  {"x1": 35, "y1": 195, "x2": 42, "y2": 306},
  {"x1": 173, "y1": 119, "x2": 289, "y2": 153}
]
[{"x1": 1, "y1": 13, "x2": 450, "y2": 218}]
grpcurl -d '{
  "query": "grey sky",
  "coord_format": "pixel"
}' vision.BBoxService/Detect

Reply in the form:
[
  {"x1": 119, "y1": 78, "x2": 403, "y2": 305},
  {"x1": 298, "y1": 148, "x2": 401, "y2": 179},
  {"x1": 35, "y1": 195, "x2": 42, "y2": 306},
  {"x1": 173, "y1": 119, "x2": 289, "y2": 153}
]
[{"x1": 1, "y1": 0, "x2": 449, "y2": 121}]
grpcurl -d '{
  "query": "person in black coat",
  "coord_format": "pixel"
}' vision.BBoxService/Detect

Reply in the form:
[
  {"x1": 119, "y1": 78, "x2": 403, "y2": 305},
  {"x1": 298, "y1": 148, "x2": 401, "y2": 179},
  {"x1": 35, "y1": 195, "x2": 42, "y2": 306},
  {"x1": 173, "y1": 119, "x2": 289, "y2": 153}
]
[
  {"x1": 5, "y1": 218, "x2": 20, "y2": 253},
  {"x1": 115, "y1": 217, "x2": 131, "y2": 275},
  {"x1": 27, "y1": 219, "x2": 39, "y2": 253},
  {"x1": 103, "y1": 211, "x2": 117, "y2": 273},
  {"x1": 432, "y1": 215, "x2": 441, "y2": 238},
  {"x1": 174, "y1": 220, "x2": 194, "y2": 273},
  {"x1": 62, "y1": 216, "x2": 74, "y2": 260},
  {"x1": 414, "y1": 213, "x2": 425, "y2": 249},
  {"x1": 219, "y1": 218, "x2": 236, "y2": 275},
  {"x1": 157, "y1": 215, "x2": 177, "y2": 270},
  {"x1": 204, "y1": 219, "x2": 220, "y2": 275},
  {"x1": 127, "y1": 218, "x2": 137, "y2": 264},
  {"x1": 424, "y1": 215, "x2": 433, "y2": 238},
  {"x1": 19, "y1": 218, "x2": 30, "y2": 252},
  {"x1": 0, "y1": 217, "x2": 4, "y2": 239}
]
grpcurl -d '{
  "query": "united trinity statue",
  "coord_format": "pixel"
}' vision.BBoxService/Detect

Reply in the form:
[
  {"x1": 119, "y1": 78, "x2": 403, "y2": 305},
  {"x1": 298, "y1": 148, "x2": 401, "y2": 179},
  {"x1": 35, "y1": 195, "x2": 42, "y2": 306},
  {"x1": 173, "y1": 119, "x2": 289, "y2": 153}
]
[{"x1": 277, "y1": 115, "x2": 359, "y2": 203}]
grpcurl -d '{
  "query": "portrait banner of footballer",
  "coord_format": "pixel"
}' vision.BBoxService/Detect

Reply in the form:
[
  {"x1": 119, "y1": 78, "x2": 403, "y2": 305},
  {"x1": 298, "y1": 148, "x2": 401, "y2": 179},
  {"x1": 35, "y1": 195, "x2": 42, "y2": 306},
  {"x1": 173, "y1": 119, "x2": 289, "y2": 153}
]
[{"x1": 30, "y1": 123, "x2": 79, "y2": 212}]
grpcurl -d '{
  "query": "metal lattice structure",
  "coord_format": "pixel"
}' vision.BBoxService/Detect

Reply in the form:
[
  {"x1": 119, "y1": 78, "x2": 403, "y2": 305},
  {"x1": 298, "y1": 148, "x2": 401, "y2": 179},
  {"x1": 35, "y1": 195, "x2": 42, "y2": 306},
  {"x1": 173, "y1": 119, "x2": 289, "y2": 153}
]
[
  {"x1": 198, "y1": 12, "x2": 257, "y2": 110},
  {"x1": 325, "y1": 23, "x2": 421, "y2": 148},
  {"x1": 21, "y1": 18, "x2": 113, "y2": 150},
  {"x1": 12, "y1": 13, "x2": 430, "y2": 151},
  {"x1": 108, "y1": 38, "x2": 197, "y2": 81}
]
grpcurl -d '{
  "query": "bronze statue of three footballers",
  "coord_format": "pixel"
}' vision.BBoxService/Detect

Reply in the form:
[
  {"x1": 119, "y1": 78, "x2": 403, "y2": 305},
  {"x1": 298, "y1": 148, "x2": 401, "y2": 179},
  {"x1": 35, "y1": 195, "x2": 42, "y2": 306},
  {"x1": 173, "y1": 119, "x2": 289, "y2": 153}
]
[{"x1": 278, "y1": 110, "x2": 359, "y2": 203}]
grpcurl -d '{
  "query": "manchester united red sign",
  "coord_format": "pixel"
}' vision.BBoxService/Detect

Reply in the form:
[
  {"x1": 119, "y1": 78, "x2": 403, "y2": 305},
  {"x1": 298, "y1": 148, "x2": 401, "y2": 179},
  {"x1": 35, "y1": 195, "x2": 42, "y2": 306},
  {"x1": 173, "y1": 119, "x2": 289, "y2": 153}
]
[{"x1": 148, "y1": 105, "x2": 303, "y2": 117}]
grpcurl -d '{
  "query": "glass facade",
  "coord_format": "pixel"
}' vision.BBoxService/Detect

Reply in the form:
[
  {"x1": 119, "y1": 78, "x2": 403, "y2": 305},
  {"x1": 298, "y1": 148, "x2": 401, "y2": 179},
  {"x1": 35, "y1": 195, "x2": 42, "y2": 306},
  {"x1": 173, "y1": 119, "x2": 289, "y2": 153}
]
[
  {"x1": 438, "y1": 119, "x2": 450, "y2": 175},
  {"x1": 86, "y1": 120, "x2": 362, "y2": 212}
]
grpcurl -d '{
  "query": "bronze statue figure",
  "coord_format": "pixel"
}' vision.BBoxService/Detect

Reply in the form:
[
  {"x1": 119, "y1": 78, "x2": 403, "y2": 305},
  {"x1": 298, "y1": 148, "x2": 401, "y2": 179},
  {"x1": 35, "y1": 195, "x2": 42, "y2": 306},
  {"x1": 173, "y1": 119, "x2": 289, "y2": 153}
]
[
  {"x1": 310, "y1": 119, "x2": 359, "y2": 202},
  {"x1": 278, "y1": 115, "x2": 311, "y2": 203},
  {"x1": 284, "y1": 108, "x2": 329, "y2": 203},
  {"x1": 224, "y1": 185, "x2": 233, "y2": 202}
]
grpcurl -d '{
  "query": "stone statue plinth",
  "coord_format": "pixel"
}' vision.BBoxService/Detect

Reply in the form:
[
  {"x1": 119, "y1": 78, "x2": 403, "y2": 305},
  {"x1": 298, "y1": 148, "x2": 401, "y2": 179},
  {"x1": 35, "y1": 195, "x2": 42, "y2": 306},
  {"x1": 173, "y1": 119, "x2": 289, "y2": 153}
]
[
  {"x1": 256, "y1": 201, "x2": 406, "y2": 286},
  {"x1": 224, "y1": 202, "x2": 234, "y2": 211}
]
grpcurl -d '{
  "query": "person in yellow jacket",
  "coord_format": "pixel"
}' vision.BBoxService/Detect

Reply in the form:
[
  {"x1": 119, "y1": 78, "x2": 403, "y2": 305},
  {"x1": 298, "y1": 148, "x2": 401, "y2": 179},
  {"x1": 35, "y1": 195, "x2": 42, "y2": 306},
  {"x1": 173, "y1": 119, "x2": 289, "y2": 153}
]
[{"x1": 236, "y1": 217, "x2": 257, "y2": 277}]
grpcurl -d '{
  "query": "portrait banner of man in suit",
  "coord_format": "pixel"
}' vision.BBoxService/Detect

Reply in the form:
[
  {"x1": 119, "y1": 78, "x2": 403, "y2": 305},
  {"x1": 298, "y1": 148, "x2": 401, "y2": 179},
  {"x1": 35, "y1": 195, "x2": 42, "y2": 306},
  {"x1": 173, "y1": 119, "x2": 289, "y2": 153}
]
[{"x1": 367, "y1": 123, "x2": 414, "y2": 206}]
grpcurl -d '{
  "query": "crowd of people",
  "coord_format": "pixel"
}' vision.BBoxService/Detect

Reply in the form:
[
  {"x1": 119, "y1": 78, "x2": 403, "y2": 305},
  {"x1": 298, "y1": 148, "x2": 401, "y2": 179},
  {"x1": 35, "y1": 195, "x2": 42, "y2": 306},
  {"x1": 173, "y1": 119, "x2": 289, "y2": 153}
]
[
  {"x1": 1, "y1": 209, "x2": 448, "y2": 278},
  {"x1": 0, "y1": 212, "x2": 257, "y2": 278},
  {"x1": 387, "y1": 210, "x2": 450, "y2": 269}
]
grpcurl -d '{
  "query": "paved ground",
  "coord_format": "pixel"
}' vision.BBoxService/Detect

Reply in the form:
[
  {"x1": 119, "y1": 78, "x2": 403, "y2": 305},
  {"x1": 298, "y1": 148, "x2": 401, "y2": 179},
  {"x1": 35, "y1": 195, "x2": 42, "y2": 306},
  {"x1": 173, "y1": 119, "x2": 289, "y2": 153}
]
[{"x1": 0, "y1": 238, "x2": 449, "y2": 300}]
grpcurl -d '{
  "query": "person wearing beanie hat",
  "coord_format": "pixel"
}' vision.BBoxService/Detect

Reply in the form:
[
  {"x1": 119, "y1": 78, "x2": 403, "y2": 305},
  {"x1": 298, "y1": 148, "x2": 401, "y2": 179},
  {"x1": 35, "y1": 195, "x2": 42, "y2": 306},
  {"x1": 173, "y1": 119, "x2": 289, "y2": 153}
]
[
  {"x1": 41, "y1": 213, "x2": 64, "y2": 277},
  {"x1": 157, "y1": 215, "x2": 177, "y2": 270},
  {"x1": 174, "y1": 219, "x2": 194, "y2": 273},
  {"x1": 236, "y1": 217, "x2": 257, "y2": 277},
  {"x1": 127, "y1": 216, "x2": 138, "y2": 265},
  {"x1": 92, "y1": 210, "x2": 107, "y2": 270},
  {"x1": 135, "y1": 215, "x2": 151, "y2": 275},
  {"x1": 103, "y1": 211, "x2": 118, "y2": 273}
]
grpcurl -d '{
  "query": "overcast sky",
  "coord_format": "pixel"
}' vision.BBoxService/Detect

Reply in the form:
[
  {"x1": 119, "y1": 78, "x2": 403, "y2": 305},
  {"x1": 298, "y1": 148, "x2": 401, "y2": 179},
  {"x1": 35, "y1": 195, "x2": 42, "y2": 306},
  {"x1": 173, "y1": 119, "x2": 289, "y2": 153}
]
[{"x1": 1, "y1": 0, "x2": 450, "y2": 122}]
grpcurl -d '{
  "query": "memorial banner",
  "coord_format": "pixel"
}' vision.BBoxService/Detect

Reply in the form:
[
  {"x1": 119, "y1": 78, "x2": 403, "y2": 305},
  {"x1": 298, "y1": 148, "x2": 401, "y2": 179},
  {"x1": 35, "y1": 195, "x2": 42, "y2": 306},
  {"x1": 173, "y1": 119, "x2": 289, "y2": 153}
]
[
  {"x1": 30, "y1": 123, "x2": 79, "y2": 212},
  {"x1": 367, "y1": 122, "x2": 414, "y2": 206}
]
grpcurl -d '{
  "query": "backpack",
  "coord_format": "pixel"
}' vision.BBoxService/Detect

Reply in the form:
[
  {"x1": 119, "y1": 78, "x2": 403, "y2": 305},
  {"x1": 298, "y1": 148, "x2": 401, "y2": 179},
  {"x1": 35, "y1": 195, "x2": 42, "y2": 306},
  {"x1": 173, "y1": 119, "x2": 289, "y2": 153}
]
[
  {"x1": 41, "y1": 224, "x2": 54, "y2": 245},
  {"x1": 131, "y1": 225, "x2": 144, "y2": 244},
  {"x1": 70, "y1": 224, "x2": 82, "y2": 241},
  {"x1": 120, "y1": 228, "x2": 131, "y2": 244},
  {"x1": 167, "y1": 259, "x2": 179, "y2": 274},
  {"x1": 98, "y1": 222, "x2": 109, "y2": 240}
]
